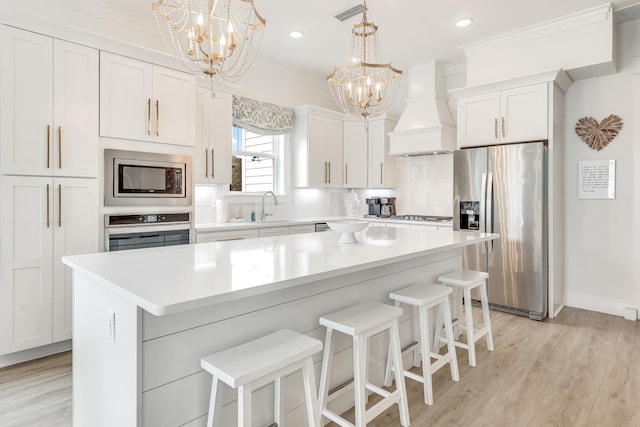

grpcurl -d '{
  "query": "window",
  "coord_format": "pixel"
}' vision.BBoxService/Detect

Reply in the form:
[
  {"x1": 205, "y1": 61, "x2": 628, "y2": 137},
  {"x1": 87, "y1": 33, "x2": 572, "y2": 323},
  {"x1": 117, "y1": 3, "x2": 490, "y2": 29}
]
[{"x1": 231, "y1": 127, "x2": 282, "y2": 193}]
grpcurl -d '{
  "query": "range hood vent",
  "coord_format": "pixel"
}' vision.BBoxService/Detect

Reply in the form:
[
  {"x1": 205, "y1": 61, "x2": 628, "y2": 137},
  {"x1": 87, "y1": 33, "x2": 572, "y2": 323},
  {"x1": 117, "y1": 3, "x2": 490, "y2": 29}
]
[
  {"x1": 389, "y1": 61, "x2": 457, "y2": 156},
  {"x1": 332, "y1": 4, "x2": 365, "y2": 22}
]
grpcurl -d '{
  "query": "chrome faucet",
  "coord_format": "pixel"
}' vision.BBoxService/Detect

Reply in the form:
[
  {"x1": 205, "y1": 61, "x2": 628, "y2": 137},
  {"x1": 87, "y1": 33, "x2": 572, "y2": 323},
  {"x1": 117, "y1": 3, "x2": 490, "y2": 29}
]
[{"x1": 261, "y1": 191, "x2": 279, "y2": 221}]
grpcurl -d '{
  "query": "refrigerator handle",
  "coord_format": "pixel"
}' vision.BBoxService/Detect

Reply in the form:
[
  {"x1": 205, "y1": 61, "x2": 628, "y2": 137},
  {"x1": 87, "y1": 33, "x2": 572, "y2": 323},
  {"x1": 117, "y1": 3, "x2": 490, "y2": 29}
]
[
  {"x1": 486, "y1": 172, "x2": 494, "y2": 254},
  {"x1": 480, "y1": 172, "x2": 487, "y2": 254}
]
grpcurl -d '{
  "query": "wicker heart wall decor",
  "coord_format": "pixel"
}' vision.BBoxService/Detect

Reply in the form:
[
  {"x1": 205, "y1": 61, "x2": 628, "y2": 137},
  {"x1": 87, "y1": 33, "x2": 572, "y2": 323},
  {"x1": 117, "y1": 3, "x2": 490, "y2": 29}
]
[{"x1": 574, "y1": 114, "x2": 623, "y2": 151}]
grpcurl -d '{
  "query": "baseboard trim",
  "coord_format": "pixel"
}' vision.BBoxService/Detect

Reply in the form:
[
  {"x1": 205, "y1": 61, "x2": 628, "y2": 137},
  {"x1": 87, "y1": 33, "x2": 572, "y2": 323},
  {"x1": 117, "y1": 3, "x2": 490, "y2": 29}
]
[
  {"x1": 565, "y1": 292, "x2": 634, "y2": 318},
  {"x1": 0, "y1": 340, "x2": 72, "y2": 368}
]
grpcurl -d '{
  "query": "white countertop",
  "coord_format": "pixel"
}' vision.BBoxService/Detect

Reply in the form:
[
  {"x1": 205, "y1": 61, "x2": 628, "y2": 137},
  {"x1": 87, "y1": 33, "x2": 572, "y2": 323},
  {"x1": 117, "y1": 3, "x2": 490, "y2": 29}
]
[
  {"x1": 195, "y1": 216, "x2": 349, "y2": 231},
  {"x1": 63, "y1": 227, "x2": 498, "y2": 317}
]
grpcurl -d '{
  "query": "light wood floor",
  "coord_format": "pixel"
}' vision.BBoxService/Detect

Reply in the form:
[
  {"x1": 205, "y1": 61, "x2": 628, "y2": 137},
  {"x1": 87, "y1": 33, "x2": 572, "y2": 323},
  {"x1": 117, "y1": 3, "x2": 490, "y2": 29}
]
[{"x1": 1, "y1": 307, "x2": 639, "y2": 426}]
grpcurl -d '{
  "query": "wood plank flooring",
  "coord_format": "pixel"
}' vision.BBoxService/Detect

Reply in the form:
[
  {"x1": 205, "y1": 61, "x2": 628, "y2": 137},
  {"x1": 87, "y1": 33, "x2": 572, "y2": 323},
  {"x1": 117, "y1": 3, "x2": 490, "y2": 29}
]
[{"x1": 0, "y1": 307, "x2": 638, "y2": 426}]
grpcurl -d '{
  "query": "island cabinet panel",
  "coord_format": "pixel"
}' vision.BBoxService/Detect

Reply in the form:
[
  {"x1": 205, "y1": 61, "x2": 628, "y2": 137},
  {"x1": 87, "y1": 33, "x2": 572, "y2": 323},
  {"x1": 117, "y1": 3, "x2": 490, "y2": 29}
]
[{"x1": 139, "y1": 252, "x2": 460, "y2": 426}]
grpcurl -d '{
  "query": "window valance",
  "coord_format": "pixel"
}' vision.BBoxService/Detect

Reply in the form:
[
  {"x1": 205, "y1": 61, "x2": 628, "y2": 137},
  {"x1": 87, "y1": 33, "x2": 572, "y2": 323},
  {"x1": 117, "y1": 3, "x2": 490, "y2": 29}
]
[{"x1": 232, "y1": 95, "x2": 294, "y2": 135}]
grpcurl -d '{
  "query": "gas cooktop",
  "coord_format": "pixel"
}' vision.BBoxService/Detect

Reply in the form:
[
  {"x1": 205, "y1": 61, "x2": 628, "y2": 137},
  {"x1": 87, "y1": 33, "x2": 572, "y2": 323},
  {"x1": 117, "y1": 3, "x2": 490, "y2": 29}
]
[{"x1": 390, "y1": 215, "x2": 453, "y2": 222}]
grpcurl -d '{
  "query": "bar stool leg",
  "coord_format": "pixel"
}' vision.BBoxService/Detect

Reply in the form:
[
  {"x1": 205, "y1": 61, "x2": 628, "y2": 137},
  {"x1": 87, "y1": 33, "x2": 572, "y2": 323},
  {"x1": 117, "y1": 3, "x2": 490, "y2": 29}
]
[
  {"x1": 238, "y1": 384, "x2": 252, "y2": 427},
  {"x1": 418, "y1": 304, "x2": 433, "y2": 405},
  {"x1": 412, "y1": 305, "x2": 421, "y2": 368},
  {"x1": 480, "y1": 281, "x2": 495, "y2": 351},
  {"x1": 353, "y1": 334, "x2": 367, "y2": 427},
  {"x1": 441, "y1": 299, "x2": 459, "y2": 382},
  {"x1": 389, "y1": 322, "x2": 410, "y2": 427},
  {"x1": 302, "y1": 357, "x2": 320, "y2": 427},
  {"x1": 463, "y1": 287, "x2": 476, "y2": 367},
  {"x1": 274, "y1": 377, "x2": 283, "y2": 427},
  {"x1": 318, "y1": 328, "x2": 334, "y2": 422},
  {"x1": 207, "y1": 377, "x2": 223, "y2": 427}
]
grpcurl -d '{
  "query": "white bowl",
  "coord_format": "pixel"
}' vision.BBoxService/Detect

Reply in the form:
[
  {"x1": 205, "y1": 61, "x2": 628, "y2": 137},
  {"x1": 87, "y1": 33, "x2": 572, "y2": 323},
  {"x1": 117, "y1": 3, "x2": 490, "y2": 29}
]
[{"x1": 326, "y1": 221, "x2": 369, "y2": 244}]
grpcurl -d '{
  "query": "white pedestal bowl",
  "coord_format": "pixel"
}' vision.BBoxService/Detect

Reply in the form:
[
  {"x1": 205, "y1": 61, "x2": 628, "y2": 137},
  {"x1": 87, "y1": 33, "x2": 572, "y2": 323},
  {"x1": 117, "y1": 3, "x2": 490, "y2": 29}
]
[{"x1": 327, "y1": 221, "x2": 369, "y2": 244}]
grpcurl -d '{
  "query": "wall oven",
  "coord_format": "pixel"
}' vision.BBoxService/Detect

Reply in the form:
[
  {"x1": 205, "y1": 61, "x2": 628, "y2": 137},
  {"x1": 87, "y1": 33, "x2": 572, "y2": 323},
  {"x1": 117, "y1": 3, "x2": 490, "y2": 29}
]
[
  {"x1": 105, "y1": 212, "x2": 191, "y2": 252},
  {"x1": 105, "y1": 149, "x2": 192, "y2": 207}
]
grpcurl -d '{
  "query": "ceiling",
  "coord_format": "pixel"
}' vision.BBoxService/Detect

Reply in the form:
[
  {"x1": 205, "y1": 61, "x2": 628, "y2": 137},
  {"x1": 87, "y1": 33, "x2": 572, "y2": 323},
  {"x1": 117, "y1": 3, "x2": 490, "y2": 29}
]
[{"x1": 135, "y1": 0, "x2": 640, "y2": 81}]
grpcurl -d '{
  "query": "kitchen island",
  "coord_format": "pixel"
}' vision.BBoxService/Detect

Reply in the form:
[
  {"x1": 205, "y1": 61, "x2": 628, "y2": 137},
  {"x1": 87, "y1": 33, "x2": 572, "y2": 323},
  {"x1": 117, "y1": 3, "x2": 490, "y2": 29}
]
[{"x1": 63, "y1": 225, "x2": 498, "y2": 427}]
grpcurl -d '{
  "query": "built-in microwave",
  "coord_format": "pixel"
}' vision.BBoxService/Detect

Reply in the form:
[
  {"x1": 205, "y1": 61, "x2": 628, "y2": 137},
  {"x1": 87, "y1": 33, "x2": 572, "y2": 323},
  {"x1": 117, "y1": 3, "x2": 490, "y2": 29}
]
[{"x1": 105, "y1": 149, "x2": 192, "y2": 206}]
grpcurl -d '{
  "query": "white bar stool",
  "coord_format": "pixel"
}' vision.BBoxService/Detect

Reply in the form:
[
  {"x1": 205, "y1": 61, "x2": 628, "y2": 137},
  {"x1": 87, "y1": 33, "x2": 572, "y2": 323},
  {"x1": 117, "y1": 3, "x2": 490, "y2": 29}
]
[
  {"x1": 200, "y1": 329, "x2": 323, "y2": 427},
  {"x1": 318, "y1": 301, "x2": 410, "y2": 427},
  {"x1": 383, "y1": 283, "x2": 459, "y2": 405},
  {"x1": 436, "y1": 270, "x2": 494, "y2": 367}
]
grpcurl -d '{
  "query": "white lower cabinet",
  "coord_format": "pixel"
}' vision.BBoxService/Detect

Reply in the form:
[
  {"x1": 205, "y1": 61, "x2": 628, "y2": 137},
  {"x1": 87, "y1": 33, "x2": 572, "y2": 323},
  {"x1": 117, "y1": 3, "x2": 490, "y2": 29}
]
[
  {"x1": 0, "y1": 176, "x2": 98, "y2": 355},
  {"x1": 196, "y1": 228, "x2": 260, "y2": 243}
]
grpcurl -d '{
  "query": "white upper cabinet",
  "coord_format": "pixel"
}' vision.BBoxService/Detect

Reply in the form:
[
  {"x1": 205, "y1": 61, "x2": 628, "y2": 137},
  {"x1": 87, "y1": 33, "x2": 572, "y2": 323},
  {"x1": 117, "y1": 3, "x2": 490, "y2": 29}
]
[
  {"x1": 457, "y1": 82, "x2": 548, "y2": 148},
  {"x1": 343, "y1": 121, "x2": 368, "y2": 188},
  {"x1": 0, "y1": 26, "x2": 98, "y2": 177},
  {"x1": 294, "y1": 107, "x2": 344, "y2": 188},
  {"x1": 367, "y1": 118, "x2": 396, "y2": 189},
  {"x1": 194, "y1": 88, "x2": 232, "y2": 184},
  {"x1": 100, "y1": 52, "x2": 195, "y2": 146}
]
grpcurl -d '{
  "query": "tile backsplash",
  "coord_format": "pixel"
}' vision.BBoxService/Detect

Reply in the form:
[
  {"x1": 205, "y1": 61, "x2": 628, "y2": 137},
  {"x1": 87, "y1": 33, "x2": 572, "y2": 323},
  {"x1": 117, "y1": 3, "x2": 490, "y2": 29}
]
[{"x1": 194, "y1": 153, "x2": 454, "y2": 224}]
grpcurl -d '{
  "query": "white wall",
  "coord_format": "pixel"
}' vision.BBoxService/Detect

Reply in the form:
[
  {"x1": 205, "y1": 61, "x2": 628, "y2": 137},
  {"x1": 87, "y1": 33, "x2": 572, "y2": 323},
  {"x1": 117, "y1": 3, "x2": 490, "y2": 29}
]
[{"x1": 563, "y1": 17, "x2": 640, "y2": 317}]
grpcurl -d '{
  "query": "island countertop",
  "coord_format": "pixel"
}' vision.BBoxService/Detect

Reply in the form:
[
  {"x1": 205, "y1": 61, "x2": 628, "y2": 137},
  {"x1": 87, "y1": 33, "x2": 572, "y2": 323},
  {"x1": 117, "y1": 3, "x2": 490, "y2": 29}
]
[{"x1": 63, "y1": 227, "x2": 498, "y2": 317}]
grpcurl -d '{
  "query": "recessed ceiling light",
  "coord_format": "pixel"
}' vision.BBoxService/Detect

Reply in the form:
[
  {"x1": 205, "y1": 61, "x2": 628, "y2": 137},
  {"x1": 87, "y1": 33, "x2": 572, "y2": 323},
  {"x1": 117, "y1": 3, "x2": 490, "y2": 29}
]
[
  {"x1": 289, "y1": 31, "x2": 304, "y2": 39},
  {"x1": 456, "y1": 17, "x2": 473, "y2": 28}
]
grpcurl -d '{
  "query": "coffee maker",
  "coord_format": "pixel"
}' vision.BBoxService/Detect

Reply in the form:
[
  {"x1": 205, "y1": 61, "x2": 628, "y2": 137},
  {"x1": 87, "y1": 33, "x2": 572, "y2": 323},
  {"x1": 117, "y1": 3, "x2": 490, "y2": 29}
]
[
  {"x1": 380, "y1": 197, "x2": 396, "y2": 217},
  {"x1": 365, "y1": 197, "x2": 381, "y2": 217}
]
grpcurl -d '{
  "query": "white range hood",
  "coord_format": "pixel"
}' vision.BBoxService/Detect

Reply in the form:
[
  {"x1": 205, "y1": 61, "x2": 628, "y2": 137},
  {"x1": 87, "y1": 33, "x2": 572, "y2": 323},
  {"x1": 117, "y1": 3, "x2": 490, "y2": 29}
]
[{"x1": 389, "y1": 61, "x2": 456, "y2": 155}]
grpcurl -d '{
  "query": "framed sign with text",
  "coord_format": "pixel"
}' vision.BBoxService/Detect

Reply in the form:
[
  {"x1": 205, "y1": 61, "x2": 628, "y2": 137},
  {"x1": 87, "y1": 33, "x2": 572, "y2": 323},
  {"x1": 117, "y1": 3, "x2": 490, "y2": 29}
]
[{"x1": 577, "y1": 159, "x2": 616, "y2": 199}]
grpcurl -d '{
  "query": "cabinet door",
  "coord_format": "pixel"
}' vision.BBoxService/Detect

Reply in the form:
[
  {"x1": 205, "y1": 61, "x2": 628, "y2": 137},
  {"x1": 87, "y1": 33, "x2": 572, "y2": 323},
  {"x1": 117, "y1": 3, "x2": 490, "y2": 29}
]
[
  {"x1": 194, "y1": 89, "x2": 209, "y2": 183},
  {"x1": 0, "y1": 177, "x2": 53, "y2": 355},
  {"x1": 500, "y1": 83, "x2": 548, "y2": 143},
  {"x1": 457, "y1": 92, "x2": 500, "y2": 148},
  {"x1": 323, "y1": 117, "x2": 344, "y2": 188},
  {"x1": 307, "y1": 115, "x2": 329, "y2": 187},
  {"x1": 343, "y1": 121, "x2": 367, "y2": 188},
  {"x1": 368, "y1": 119, "x2": 395, "y2": 188},
  {"x1": 0, "y1": 26, "x2": 54, "y2": 176},
  {"x1": 259, "y1": 227, "x2": 289, "y2": 237},
  {"x1": 152, "y1": 66, "x2": 195, "y2": 146},
  {"x1": 52, "y1": 178, "x2": 99, "y2": 342},
  {"x1": 208, "y1": 91, "x2": 232, "y2": 184},
  {"x1": 53, "y1": 40, "x2": 99, "y2": 178},
  {"x1": 99, "y1": 52, "x2": 153, "y2": 141}
]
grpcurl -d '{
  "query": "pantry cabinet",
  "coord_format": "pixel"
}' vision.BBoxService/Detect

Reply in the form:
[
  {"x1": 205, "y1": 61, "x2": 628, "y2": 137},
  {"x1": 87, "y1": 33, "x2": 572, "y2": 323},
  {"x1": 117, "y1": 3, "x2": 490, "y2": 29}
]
[
  {"x1": 194, "y1": 88, "x2": 232, "y2": 184},
  {"x1": 294, "y1": 106, "x2": 344, "y2": 188},
  {"x1": 0, "y1": 176, "x2": 98, "y2": 354},
  {"x1": 0, "y1": 26, "x2": 98, "y2": 177},
  {"x1": 456, "y1": 82, "x2": 548, "y2": 148},
  {"x1": 100, "y1": 52, "x2": 195, "y2": 146}
]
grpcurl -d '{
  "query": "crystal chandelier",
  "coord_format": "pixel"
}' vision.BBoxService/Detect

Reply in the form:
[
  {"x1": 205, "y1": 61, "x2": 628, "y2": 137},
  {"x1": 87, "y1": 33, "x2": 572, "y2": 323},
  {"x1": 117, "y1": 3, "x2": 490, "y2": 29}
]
[
  {"x1": 327, "y1": 1, "x2": 402, "y2": 119},
  {"x1": 152, "y1": 0, "x2": 266, "y2": 83}
]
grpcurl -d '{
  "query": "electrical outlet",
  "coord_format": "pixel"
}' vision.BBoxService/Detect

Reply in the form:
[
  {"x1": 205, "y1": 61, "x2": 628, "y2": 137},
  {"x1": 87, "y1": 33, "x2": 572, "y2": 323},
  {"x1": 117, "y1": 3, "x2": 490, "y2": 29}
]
[{"x1": 107, "y1": 310, "x2": 116, "y2": 341}]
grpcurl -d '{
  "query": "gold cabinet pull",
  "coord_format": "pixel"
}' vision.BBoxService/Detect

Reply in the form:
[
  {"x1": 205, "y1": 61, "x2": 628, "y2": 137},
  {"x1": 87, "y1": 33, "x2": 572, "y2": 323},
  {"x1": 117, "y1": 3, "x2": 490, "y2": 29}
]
[
  {"x1": 58, "y1": 126, "x2": 62, "y2": 169},
  {"x1": 58, "y1": 184, "x2": 62, "y2": 227},
  {"x1": 147, "y1": 99, "x2": 151, "y2": 135},
  {"x1": 211, "y1": 148, "x2": 216, "y2": 178},
  {"x1": 328, "y1": 162, "x2": 331, "y2": 184},
  {"x1": 204, "y1": 149, "x2": 208, "y2": 178},
  {"x1": 47, "y1": 125, "x2": 51, "y2": 168},
  {"x1": 501, "y1": 116, "x2": 506, "y2": 138},
  {"x1": 345, "y1": 163, "x2": 348, "y2": 185},
  {"x1": 155, "y1": 100, "x2": 160, "y2": 136},
  {"x1": 494, "y1": 118, "x2": 498, "y2": 139},
  {"x1": 380, "y1": 163, "x2": 383, "y2": 184},
  {"x1": 46, "y1": 184, "x2": 50, "y2": 228},
  {"x1": 324, "y1": 162, "x2": 328, "y2": 184}
]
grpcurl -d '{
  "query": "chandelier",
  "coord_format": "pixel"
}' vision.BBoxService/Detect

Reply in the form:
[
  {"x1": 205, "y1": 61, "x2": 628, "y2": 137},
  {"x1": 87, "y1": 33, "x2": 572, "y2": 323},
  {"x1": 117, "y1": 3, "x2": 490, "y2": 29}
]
[
  {"x1": 152, "y1": 0, "x2": 266, "y2": 83},
  {"x1": 327, "y1": 1, "x2": 402, "y2": 119}
]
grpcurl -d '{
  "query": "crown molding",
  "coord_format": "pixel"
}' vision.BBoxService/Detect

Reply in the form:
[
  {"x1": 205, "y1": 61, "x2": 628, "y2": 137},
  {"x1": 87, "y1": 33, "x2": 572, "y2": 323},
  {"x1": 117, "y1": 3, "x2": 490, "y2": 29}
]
[{"x1": 461, "y1": 4, "x2": 612, "y2": 57}]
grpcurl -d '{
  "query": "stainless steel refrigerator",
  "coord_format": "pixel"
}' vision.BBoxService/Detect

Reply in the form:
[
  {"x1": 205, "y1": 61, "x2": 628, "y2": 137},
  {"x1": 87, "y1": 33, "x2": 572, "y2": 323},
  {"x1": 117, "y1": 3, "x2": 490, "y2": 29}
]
[{"x1": 453, "y1": 141, "x2": 547, "y2": 320}]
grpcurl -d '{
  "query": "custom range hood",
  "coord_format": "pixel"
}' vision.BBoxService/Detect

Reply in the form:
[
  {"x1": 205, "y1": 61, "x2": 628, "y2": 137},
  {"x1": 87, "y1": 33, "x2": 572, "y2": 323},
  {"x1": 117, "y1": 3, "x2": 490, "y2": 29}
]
[{"x1": 389, "y1": 61, "x2": 456, "y2": 155}]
